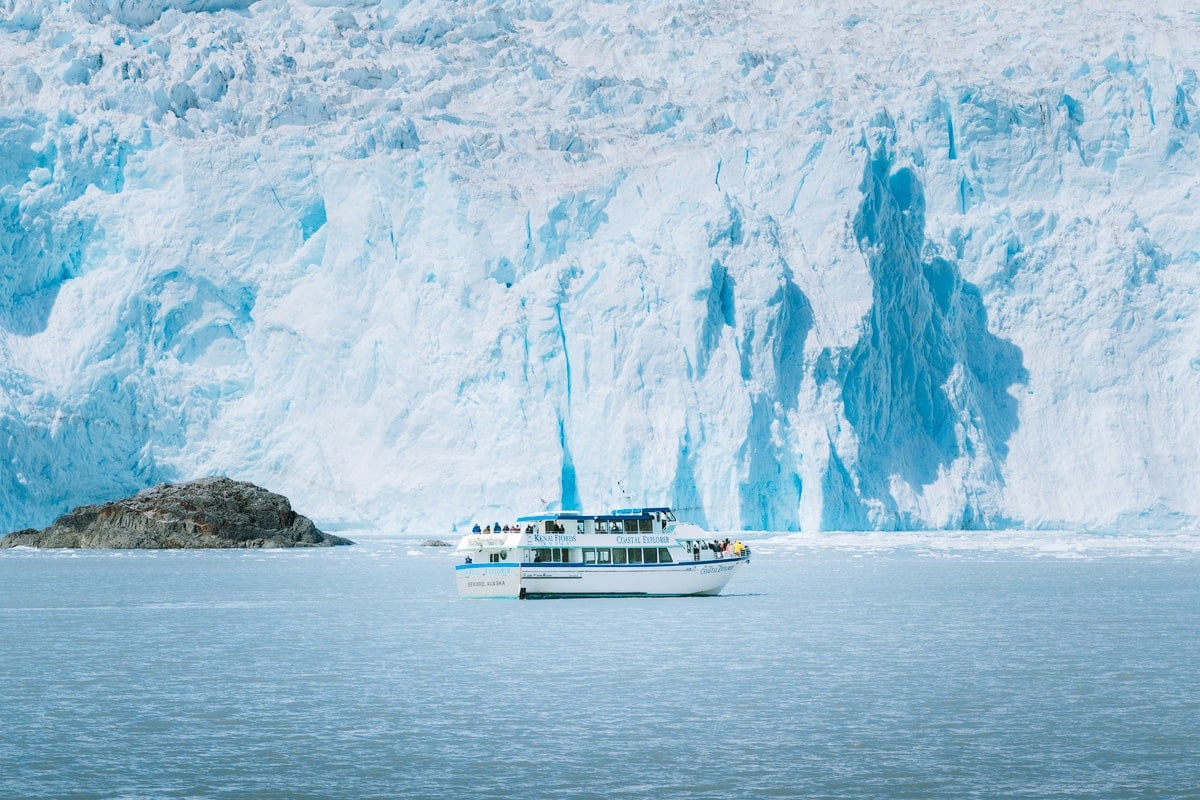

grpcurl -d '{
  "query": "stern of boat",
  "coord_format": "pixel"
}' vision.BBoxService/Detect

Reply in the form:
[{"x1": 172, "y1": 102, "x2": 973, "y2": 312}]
[{"x1": 455, "y1": 562, "x2": 523, "y2": 599}]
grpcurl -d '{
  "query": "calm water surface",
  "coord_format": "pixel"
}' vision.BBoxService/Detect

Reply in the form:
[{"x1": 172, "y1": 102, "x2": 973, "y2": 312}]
[{"x1": 2, "y1": 532, "x2": 1198, "y2": 799}]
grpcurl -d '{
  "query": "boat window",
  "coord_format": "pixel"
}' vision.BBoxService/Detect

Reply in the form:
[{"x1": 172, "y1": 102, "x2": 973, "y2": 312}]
[
  {"x1": 643, "y1": 547, "x2": 658, "y2": 564},
  {"x1": 621, "y1": 519, "x2": 635, "y2": 533},
  {"x1": 627, "y1": 548, "x2": 642, "y2": 564},
  {"x1": 533, "y1": 548, "x2": 551, "y2": 562},
  {"x1": 583, "y1": 548, "x2": 596, "y2": 564},
  {"x1": 639, "y1": 519, "x2": 652, "y2": 532},
  {"x1": 597, "y1": 548, "x2": 611, "y2": 564},
  {"x1": 612, "y1": 548, "x2": 627, "y2": 565},
  {"x1": 658, "y1": 548, "x2": 672, "y2": 563}
]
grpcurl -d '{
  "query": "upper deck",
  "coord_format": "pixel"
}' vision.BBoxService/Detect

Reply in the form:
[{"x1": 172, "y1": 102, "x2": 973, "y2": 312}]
[{"x1": 458, "y1": 507, "x2": 703, "y2": 552}]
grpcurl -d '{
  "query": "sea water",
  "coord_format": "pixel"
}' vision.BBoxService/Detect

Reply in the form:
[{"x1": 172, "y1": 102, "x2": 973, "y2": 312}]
[{"x1": 1, "y1": 532, "x2": 1198, "y2": 800}]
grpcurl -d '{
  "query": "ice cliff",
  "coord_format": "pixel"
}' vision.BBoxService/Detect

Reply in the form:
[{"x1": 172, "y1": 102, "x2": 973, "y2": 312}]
[{"x1": 3, "y1": 0, "x2": 1199, "y2": 532}]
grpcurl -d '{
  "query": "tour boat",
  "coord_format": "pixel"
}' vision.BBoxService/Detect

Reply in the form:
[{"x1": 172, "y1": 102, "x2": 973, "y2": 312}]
[{"x1": 454, "y1": 507, "x2": 749, "y2": 598}]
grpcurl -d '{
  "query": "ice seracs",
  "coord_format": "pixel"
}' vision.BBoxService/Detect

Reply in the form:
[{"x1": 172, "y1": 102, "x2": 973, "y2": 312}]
[
  {"x1": 3, "y1": 2, "x2": 1200, "y2": 534},
  {"x1": 455, "y1": 507, "x2": 749, "y2": 599}
]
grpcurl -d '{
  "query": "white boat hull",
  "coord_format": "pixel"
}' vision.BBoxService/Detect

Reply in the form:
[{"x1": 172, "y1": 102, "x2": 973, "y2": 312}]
[{"x1": 455, "y1": 557, "x2": 747, "y2": 599}]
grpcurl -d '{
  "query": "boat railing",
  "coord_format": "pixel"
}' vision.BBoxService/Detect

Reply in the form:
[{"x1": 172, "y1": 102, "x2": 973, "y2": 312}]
[{"x1": 680, "y1": 543, "x2": 751, "y2": 561}]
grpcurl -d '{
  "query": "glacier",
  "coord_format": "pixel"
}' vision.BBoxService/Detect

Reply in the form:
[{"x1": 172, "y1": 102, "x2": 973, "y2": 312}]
[{"x1": 2, "y1": 0, "x2": 1200, "y2": 533}]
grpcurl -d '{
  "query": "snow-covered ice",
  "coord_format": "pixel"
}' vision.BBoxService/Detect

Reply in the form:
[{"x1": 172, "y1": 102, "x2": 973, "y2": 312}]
[{"x1": 3, "y1": 0, "x2": 1199, "y2": 533}]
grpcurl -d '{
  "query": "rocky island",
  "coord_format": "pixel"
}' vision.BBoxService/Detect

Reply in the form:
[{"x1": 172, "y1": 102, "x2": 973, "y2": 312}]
[{"x1": 0, "y1": 477, "x2": 352, "y2": 549}]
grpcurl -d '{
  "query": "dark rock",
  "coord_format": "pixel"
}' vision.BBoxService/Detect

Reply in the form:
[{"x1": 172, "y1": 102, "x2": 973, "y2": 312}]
[
  {"x1": 422, "y1": 539, "x2": 452, "y2": 547},
  {"x1": 0, "y1": 477, "x2": 353, "y2": 549}
]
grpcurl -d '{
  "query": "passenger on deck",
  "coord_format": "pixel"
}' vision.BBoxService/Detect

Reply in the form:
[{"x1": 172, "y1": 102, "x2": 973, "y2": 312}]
[{"x1": 472, "y1": 523, "x2": 481, "y2": 533}]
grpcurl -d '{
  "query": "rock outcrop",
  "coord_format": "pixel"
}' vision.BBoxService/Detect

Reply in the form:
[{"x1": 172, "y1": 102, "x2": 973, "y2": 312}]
[{"x1": 0, "y1": 477, "x2": 352, "y2": 549}]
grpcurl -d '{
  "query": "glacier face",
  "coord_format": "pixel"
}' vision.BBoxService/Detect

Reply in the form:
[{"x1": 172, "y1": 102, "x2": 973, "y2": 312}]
[{"x1": 2, "y1": 0, "x2": 1199, "y2": 533}]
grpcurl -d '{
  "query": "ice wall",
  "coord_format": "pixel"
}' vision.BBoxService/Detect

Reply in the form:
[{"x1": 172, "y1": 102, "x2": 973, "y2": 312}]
[{"x1": 2, "y1": 0, "x2": 1199, "y2": 532}]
